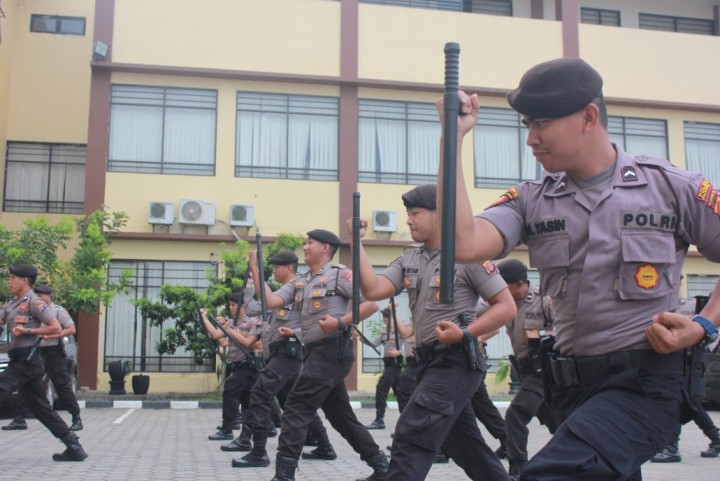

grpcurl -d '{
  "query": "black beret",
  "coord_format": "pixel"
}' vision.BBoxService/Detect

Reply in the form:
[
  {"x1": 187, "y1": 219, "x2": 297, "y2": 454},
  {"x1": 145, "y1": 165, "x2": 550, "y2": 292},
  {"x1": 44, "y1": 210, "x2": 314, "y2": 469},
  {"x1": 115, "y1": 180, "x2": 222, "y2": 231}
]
[
  {"x1": 34, "y1": 284, "x2": 53, "y2": 295},
  {"x1": 227, "y1": 292, "x2": 243, "y2": 304},
  {"x1": 307, "y1": 229, "x2": 340, "y2": 248},
  {"x1": 498, "y1": 259, "x2": 528, "y2": 284},
  {"x1": 9, "y1": 264, "x2": 37, "y2": 279},
  {"x1": 507, "y1": 58, "x2": 603, "y2": 119},
  {"x1": 402, "y1": 184, "x2": 437, "y2": 210},
  {"x1": 268, "y1": 251, "x2": 298, "y2": 266},
  {"x1": 380, "y1": 307, "x2": 391, "y2": 318}
]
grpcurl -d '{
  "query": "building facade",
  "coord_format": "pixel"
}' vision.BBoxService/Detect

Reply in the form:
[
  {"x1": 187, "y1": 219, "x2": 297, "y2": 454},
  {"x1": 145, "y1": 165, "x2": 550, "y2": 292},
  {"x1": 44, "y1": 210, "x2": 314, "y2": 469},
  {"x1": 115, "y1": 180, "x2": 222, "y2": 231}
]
[{"x1": 1, "y1": 0, "x2": 719, "y2": 393}]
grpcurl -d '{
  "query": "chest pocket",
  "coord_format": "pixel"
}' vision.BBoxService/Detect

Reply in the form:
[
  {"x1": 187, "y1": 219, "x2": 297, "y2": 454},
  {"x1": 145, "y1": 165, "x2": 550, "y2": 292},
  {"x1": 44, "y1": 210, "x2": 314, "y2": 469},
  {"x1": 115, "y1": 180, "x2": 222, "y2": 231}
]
[
  {"x1": 307, "y1": 288, "x2": 329, "y2": 314},
  {"x1": 617, "y1": 231, "x2": 675, "y2": 300},
  {"x1": 528, "y1": 234, "x2": 569, "y2": 298},
  {"x1": 402, "y1": 275, "x2": 418, "y2": 291},
  {"x1": 424, "y1": 274, "x2": 455, "y2": 311}
]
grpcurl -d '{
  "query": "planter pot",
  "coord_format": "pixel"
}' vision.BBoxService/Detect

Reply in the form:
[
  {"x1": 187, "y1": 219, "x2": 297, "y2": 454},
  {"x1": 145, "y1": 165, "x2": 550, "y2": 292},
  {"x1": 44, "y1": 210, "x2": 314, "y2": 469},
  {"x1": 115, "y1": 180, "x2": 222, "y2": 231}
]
[
  {"x1": 108, "y1": 361, "x2": 125, "y2": 382},
  {"x1": 132, "y1": 374, "x2": 150, "y2": 395}
]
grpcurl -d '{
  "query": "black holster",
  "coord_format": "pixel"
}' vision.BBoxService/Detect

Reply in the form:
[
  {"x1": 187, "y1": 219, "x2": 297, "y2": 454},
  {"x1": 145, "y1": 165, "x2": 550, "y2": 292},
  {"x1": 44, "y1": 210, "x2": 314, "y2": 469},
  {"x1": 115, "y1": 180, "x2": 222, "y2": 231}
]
[
  {"x1": 686, "y1": 346, "x2": 708, "y2": 398},
  {"x1": 459, "y1": 313, "x2": 481, "y2": 371}
]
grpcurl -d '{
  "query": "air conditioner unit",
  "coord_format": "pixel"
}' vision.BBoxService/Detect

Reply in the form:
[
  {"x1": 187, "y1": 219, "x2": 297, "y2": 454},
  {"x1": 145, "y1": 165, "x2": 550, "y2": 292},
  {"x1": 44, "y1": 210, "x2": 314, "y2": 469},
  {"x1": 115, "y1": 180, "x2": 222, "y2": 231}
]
[
  {"x1": 148, "y1": 201, "x2": 174, "y2": 225},
  {"x1": 229, "y1": 204, "x2": 255, "y2": 227},
  {"x1": 179, "y1": 199, "x2": 216, "y2": 226},
  {"x1": 373, "y1": 210, "x2": 397, "y2": 233}
]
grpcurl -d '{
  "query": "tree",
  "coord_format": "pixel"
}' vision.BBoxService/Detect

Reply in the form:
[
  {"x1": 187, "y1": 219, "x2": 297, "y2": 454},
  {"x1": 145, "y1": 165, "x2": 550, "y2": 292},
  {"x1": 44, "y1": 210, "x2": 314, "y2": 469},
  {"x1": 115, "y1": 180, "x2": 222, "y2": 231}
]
[{"x1": 0, "y1": 208, "x2": 132, "y2": 336}]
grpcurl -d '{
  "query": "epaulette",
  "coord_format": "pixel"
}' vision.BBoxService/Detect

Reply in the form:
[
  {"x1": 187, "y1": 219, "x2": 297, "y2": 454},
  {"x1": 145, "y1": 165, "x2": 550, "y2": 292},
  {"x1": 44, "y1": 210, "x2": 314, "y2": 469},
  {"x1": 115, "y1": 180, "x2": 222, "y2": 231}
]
[
  {"x1": 403, "y1": 243, "x2": 424, "y2": 255},
  {"x1": 633, "y1": 155, "x2": 672, "y2": 168},
  {"x1": 331, "y1": 263, "x2": 346, "y2": 270}
]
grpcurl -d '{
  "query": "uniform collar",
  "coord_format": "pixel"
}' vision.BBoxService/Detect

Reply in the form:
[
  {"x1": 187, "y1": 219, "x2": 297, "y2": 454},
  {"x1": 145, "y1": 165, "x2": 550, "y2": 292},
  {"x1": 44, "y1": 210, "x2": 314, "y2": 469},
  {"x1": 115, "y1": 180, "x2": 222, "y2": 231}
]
[{"x1": 543, "y1": 145, "x2": 647, "y2": 199}]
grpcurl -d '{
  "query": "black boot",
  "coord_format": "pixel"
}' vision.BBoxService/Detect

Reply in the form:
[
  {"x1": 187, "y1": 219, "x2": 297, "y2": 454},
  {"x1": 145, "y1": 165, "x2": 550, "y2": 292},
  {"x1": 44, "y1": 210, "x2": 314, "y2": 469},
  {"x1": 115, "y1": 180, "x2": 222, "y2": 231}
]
[
  {"x1": 301, "y1": 430, "x2": 337, "y2": 460},
  {"x1": 509, "y1": 460, "x2": 526, "y2": 481},
  {"x1": 221, "y1": 424, "x2": 252, "y2": 451},
  {"x1": 701, "y1": 428, "x2": 720, "y2": 458},
  {"x1": 366, "y1": 418, "x2": 385, "y2": 430},
  {"x1": 70, "y1": 415, "x2": 83, "y2": 432},
  {"x1": 53, "y1": 432, "x2": 88, "y2": 462},
  {"x1": 432, "y1": 451, "x2": 449, "y2": 463},
  {"x1": 208, "y1": 427, "x2": 234, "y2": 441},
  {"x1": 271, "y1": 454, "x2": 298, "y2": 481},
  {"x1": 2, "y1": 418, "x2": 27, "y2": 430},
  {"x1": 304, "y1": 431, "x2": 319, "y2": 447},
  {"x1": 232, "y1": 431, "x2": 270, "y2": 467},
  {"x1": 355, "y1": 452, "x2": 388, "y2": 481}
]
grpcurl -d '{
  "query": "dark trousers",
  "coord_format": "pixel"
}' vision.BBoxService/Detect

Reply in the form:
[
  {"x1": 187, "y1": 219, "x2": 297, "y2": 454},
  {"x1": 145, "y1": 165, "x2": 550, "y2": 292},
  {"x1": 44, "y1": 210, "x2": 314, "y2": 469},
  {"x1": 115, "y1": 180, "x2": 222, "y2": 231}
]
[
  {"x1": 395, "y1": 357, "x2": 417, "y2": 413},
  {"x1": 387, "y1": 345, "x2": 509, "y2": 481},
  {"x1": 519, "y1": 369, "x2": 685, "y2": 481},
  {"x1": 0, "y1": 358, "x2": 69, "y2": 438},
  {"x1": 470, "y1": 370, "x2": 507, "y2": 446},
  {"x1": 244, "y1": 353, "x2": 327, "y2": 440},
  {"x1": 374, "y1": 360, "x2": 401, "y2": 419},
  {"x1": 277, "y1": 341, "x2": 380, "y2": 461},
  {"x1": 221, "y1": 363, "x2": 258, "y2": 431},
  {"x1": 666, "y1": 395, "x2": 719, "y2": 445},
  {"x1": 505, "y1": 371, "x2": 557, "y2": 463}
]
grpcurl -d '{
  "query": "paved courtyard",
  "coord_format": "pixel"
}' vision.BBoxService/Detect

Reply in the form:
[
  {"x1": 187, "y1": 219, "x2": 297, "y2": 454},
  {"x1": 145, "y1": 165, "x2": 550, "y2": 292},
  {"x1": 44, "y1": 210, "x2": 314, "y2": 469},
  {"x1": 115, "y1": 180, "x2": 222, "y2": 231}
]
[{"x1": 0, "y1": 405, "x2": 718, "y2": 480}]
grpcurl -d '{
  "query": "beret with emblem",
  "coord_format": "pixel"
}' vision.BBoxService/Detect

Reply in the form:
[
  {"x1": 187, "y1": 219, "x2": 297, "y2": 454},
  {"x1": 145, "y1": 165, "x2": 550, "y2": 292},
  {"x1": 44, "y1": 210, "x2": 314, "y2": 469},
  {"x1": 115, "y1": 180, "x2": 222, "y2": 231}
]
[
  {"x1": 34, "y1": 284, "x2": 53, "y2": 295},
  {"x1": 498, "y1": 259, "x2": 528, "y2": 284},
  {"x1": 381, "y1": 307, "x2": 391, "y2": 318},
  {"x1": 507, "y1": 58, "x2": 603, "y2": 119},
  {"x1": 228, "y1": 292, "x2": 243, "y2": 304},
  {"x1": 9, "y1": 264, "x2": 38, "y2": 279},
  {"x1": 307, "y1": 229, "x2": 340, "y2": 248},
  {"x1": 402, "y1": 184, "x2": 437, "y2": 210},
  {"x1": 268, "y1": 251, "x2": 299, "y2": 266}
]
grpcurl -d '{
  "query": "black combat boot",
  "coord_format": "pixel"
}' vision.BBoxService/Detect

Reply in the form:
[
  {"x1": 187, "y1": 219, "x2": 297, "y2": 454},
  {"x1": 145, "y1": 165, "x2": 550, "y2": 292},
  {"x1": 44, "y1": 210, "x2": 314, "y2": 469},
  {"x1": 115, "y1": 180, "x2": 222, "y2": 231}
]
[
  {"x1": 432, "y1": 451, "x2": 449, "y2": 463},
  {"x1": 701, "y1": 428, "x2": 720, "y2": 458},
  {"x1": 232, "y1": 431, "x2": 270, "y2": 467},
  {"x1": 366, "y1": 418, "x2": 385, "y2": 430},
  {"x1": 650, "y1": 439, "x2": 681, "y2": 463},
  {"x1": 301, "y1": 429, "x2": 337, "y2": 460},
  {"x1": 70, "y1": 415, "x2": 83, "y2": 432},
  {"x1": 2, "y1": 418, "x2": 27, "y2": 430},
  {"x1": 355, "y1": 452, "x2": 389, "y2": 481},
  {"x1": 53, "y1": 432, "x2": 88, "y2": 461},
  {"x1": 271, "y1": 454, "x2": 298, "y2": 481},
  {"x1": 221, "y1": 424, "x2": 252, "y2": 451}
]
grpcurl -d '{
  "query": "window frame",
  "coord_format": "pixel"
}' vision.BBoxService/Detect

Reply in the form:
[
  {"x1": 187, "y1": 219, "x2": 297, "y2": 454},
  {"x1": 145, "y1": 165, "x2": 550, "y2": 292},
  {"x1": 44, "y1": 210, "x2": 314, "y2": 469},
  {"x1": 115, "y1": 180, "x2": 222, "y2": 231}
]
[
  {"x1": 580, "y1": 7, "x2": 621, "y2": 26},
  {"x1": 607, "y1": 115, "x2": 669, "y2": 160},
  {"x1": 3, "y1": 141, "x2": 86, "y2": 214},
  {"x1": 108, "y1": 84, "x2": 218, "y2": 176},
  {"x1": 639, "y1": 12, "x2": 714, "y2": 36},
  {"x1": 235, "y1": 91, "x2": 339, "y2": 181},
  {"x1": 29, "y1": 14, "x2": 86, "y2": 35}
]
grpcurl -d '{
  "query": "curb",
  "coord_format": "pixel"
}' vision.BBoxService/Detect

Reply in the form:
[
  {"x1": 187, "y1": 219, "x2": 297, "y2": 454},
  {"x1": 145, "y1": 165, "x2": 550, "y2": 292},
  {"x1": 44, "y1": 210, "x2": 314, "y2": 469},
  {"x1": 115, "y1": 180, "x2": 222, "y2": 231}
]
[{"x1": 78, "y1": 400, "x2": 511, "y2": 410}]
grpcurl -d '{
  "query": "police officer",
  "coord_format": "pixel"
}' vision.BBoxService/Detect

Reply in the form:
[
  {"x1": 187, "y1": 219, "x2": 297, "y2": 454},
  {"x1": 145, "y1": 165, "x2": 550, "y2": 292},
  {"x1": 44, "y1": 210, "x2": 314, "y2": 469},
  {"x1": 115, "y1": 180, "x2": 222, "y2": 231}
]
[
  {"x1": 249, "y1": 229, "x2": 384, "y2": 481},
  {"x1": 366, "y1": 306, "x2": 403, "y2": 431},
  {"x1": 2, "y1": 284, "x2": 83, "y2": 432},
  {"x1": 0, "y1": 265, "x2": 87, "y2": 461},
  {"x1": 348, "y1": 184, "x2": 516, "y2": 481},
  {"x1": 204, "y1": 293, "x2": 262, "y2": 442},
  {"x1": 437, "y1": 57, "x2": 720, "y2": 480},
  {"x1": 229, "y1": 250, "x2": 336, "y2": 468},
  {"x1": 493, "y1": 259, "x2": 557, "y2": 479}
]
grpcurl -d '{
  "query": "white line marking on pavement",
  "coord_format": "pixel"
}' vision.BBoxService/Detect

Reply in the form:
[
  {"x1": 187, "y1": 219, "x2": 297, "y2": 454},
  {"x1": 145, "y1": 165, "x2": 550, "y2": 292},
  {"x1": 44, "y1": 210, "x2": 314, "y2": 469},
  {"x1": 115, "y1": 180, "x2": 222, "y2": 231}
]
[
  {"x1": 171, "y1": 401, "x2": 199, "y2": 409},
  {"x1": 113, "y1": 409, "x2": 135, "y2": 424}
]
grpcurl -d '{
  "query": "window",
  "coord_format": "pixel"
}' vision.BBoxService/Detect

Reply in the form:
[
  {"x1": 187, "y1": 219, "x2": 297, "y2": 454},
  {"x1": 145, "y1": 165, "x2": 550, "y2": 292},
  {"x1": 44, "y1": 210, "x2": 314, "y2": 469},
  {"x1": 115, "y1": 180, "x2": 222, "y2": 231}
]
[
  {"x1": 30, "y1": 14, "x2": 86, "y2": 35},
  {"x1": 108, "y1": 85, "x2": 217, "y2": 176},
  {"x1": 3, "y1": 142, "x2": 85, "y2": 214},
  {"x1": 688, "y1": 275, "x2": 719, "y2": 299},
  {"x1": 685, "y1": 122, "x2": 720, "y2": 187},
  {"x1": 581, "y1": 7, "x2": 620, "y2": 26},
  {"x1": 359, "y1": 99, "x2": 439, "y2": 185},
  {"x1": 236, "y1": 92, "x2": 338, "y2": 181},
  {"x1": 639, "y1": 13, "x2": 714, "y2": 36},
  {"x1": 360, "y1": 0, "x2": 511, "y2": 15},
  {"x1": 473, "y1": 107, "x2": 538, "y2": 189},
  {"x1": 104, "y1": 260, "x2": 216, "y2": 373},
  {"x1": 608, "y1": 116, "x2": 668, "y2": 159}
]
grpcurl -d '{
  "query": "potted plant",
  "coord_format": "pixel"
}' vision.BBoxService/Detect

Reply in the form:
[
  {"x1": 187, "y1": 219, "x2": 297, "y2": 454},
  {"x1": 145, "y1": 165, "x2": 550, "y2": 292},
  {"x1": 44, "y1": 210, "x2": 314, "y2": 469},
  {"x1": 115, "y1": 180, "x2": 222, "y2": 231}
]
[{"x1": 108, "y1": 360, "x2": 131, "y2": 395}]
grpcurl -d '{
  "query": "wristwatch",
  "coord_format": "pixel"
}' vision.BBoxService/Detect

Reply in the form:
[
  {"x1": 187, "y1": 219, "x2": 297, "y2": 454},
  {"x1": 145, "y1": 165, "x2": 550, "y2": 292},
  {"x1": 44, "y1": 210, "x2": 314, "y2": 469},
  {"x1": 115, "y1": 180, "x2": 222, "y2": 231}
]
[{"x1": 691, "y1": 315, "x2": 719, "y2": 349}]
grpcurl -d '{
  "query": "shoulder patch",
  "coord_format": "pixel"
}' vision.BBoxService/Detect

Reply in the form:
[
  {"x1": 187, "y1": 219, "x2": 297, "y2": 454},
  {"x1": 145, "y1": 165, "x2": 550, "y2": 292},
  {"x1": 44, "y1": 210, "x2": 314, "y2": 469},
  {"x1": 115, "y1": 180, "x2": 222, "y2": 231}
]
[
  {"x1": 340, "y1": 270, "x2": 353, "y2": 283},
  {"x1": 486, "y1": 187, "x2": 519, "y2": 209},
  {"x1": 481, "y1": 260, "x2": 497, "y2": 274},
  {"x1": 696, "y1": 179, "x2": 720, "y2": 217}
]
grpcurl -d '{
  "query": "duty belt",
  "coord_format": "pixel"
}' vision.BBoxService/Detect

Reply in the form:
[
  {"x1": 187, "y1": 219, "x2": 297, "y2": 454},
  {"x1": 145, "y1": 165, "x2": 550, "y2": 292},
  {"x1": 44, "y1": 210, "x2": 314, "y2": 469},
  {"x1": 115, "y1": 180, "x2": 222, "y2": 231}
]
[
  {"x1": 413, "y1": 341, "x2": 459, "y2": 363},
  {"x1": 39, "y1": 344, "x2": 65, "y2": 354},
  {"x1": 8, "y1": 346, "x2": 33, "y2": 360},
  {"x1": 383, "y1": 356, "x2": 403, "y2": 367},
  {"x1": 303, "y1": 336, "x2": 343, "y2": 355},
  {"x1": 548, "y1": 349, "x2": 684, "y2": 387}
]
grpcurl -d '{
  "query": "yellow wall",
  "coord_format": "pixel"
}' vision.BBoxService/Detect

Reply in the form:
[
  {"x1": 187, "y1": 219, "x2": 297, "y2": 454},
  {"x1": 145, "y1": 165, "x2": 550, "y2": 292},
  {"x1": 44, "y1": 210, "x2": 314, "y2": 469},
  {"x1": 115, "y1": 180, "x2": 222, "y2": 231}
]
[
  {"x1": 112, "y1": 0, "x2": 340, "y2": 76},
  {"x1": 359, "y1": 5, "x2": 563, "y2": 87}
]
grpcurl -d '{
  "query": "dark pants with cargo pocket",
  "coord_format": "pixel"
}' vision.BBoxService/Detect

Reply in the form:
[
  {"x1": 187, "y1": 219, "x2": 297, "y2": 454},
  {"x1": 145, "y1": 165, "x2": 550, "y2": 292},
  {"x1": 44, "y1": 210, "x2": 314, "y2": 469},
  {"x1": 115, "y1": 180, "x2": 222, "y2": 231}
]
[
  {"x1": 0, "y1": 352, "x2": 70, "y2": 439},
  {"x1": 222, "y1": 362, "x2": 259, "y2": 431}
]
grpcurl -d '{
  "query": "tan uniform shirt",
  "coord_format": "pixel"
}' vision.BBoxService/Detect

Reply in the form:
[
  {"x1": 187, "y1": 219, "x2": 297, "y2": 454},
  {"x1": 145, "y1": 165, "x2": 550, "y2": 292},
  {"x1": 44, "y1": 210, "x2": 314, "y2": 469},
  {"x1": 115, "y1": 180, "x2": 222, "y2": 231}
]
[
  {"x1": 0, "y1": 290, "x2": 55, "y2": 349},
  {"x1": 39, "y1": 303, "x2": 74, "y2": 347}
]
